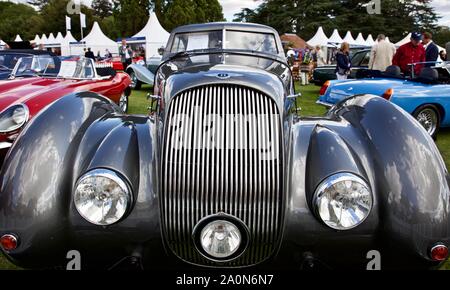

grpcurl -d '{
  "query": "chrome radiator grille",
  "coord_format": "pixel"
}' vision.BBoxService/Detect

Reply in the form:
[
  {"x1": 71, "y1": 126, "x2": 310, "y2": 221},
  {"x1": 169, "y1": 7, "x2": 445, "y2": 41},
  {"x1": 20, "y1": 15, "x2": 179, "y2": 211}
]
[{"x1": 161, "y1": 84, "x2": 283, "y2": 266}]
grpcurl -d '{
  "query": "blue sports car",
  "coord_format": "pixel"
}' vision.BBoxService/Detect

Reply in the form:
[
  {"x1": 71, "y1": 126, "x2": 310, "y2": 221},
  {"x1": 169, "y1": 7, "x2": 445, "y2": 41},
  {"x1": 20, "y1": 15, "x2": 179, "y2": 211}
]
[{"x1": 317, "y1": 64, "x2": 450, "y2": 138}]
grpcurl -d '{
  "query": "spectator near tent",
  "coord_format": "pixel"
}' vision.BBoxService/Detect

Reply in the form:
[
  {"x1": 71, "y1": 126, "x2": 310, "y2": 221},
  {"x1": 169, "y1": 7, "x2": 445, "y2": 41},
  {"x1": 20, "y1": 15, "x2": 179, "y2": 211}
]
[
  {"x1": 368, "y1": 34, "x2": 396, "y2": 71},
  {"x1": 335, "y1": 42, "x2": 351, "y2": 80},
  {"x1": 392, "y1": 32, "x2": 425, "y2": 76},
  {"x1": 422, "y1": 32, "x2": 439, "y2": 67},
  {"x1": 119, "y1": 39, "x2": 133, "y2": 70}
]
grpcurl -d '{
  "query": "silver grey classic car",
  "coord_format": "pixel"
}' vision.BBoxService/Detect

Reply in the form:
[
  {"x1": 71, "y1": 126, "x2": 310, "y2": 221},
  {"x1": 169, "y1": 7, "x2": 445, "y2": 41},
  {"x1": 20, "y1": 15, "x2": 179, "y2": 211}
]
[{"x1": 0, "y1": 23, "x2": 449, "y2": 270}]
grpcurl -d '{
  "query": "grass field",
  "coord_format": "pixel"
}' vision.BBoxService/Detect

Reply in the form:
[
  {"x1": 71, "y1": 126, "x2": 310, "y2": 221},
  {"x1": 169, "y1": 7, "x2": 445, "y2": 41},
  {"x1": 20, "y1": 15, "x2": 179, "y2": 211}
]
[{"x1": 1, "y1": 84, "x2": 449, "y2": 270}]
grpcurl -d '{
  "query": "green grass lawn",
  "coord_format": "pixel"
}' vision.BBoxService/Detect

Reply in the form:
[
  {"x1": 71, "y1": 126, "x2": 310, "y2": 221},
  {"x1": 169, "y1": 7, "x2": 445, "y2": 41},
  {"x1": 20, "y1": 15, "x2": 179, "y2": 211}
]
[{"x1": 1, "y1": 84, "x2": 449, "y2": 270}]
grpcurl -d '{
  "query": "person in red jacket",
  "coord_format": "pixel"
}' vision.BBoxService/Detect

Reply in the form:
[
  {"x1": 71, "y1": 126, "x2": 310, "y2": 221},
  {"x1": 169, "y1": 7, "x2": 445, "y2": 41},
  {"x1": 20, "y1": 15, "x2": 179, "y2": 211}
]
[{"x1": 392, "y1": 32, "x2": 426, "y2": 77}]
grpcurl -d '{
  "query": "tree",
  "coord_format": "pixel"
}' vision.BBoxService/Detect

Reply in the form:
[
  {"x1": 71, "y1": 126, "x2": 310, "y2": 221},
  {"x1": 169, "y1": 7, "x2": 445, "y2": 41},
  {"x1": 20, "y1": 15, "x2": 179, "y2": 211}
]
[
  {"x1": 27, "y1": 0, "x2": 50, "y2": 10},
  {"x1": 234, "y1": 0, "x2": 440, "y2": 43},
  {"x1": 156, "y1": 0, "x2": 224, "y2": 32},
  {"x1": 112, "y1": 0, "x2": 152, "y2": 37},
  {"x1": 92, "y1": 0, "x2": 113, "y2": 19},
  {"x1": 0, "y1": 2, "x2": 41, "y2": 41},
  {"x1": 38, "y1": 0, "x2": 99, "y2": 40}
]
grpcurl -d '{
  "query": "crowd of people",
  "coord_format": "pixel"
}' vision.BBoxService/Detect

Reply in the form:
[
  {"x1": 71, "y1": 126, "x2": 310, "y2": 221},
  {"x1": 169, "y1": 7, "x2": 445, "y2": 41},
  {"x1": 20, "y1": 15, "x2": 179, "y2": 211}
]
[{"x1": 335, "y1": 31, "x2": 446, "y2": 80}]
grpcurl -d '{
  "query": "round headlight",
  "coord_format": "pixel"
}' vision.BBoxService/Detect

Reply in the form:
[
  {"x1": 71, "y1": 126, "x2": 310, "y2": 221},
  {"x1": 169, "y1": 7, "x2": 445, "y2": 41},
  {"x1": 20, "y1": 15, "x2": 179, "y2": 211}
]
[
  {"x1": 200, "y1": 220, "x2": 242, "y2": 259},
  {"x1": 74, "y1": 169, "x2": 132, "y2": 226},
  {"x1": 0, "y1": 104, "x2": 29, "y2": 133},
  {"x1": 313, "y1": 173, "x2": 373, "y2": 230},
  {"x1": 12, "y1": 106, "x2": 27, "y2": 125}
]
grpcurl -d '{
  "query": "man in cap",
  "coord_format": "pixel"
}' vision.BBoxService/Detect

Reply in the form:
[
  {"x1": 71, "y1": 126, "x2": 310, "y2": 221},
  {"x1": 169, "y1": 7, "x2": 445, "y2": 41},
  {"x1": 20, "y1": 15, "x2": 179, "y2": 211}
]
[{"x1": 392, "y1": 32, "x2": 426, "y2": 76}]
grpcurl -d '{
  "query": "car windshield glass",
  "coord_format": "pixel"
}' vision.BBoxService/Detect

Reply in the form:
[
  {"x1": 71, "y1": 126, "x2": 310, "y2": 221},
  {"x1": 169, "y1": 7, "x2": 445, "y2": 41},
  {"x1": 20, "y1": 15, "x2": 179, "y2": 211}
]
[
  {"x1": 225, "y1": 30, "x2": 278, "y2": 54},
  {"x1": 0, "y1": 53, "x2": 30, "y2": 70},
  {"x1": 351, "y1": 51, "x2": 366, "y2": 66},
  {"x1": 13, "y1": 56, "x2": 96, "y2": 79},
  {"x1": 170, "y1": 30, "x2": 278, "y2": 55},
  {"x1": 171, "y1": 31, "x2": 223, "y2": 53}
]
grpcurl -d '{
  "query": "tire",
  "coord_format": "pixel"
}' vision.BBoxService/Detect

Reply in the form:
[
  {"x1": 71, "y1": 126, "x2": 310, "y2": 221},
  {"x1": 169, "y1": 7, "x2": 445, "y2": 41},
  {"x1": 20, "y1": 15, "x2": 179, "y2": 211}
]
[
  {"x1": 118, "y1": 92, "x2": 128, "y2": 113},
  {"x1": 413, "y1": 104, "x2": 441, "y2": 140},
  {"x1": 128, "y1": 70, "x2": 142, "y2": 90}
]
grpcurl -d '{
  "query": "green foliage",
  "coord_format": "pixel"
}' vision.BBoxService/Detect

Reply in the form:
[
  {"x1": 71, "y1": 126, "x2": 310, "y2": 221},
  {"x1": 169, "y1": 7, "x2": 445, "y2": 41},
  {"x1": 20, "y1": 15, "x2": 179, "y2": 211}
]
[
  {"x1": 112, "y1": 0, "x2": 152, "y2": 38},
  {"x1": 92, "y1": 0, "x2": 113, "y2": 19},
  {"x1": 234, "y1": 0, "x2": 440, "y2": 43},
  {"x1": 156, "y1": 0, "x2": 225, "y2": 32},
  {"x1": 0, "y1": 2, "x2": 40, "y2": 41}
]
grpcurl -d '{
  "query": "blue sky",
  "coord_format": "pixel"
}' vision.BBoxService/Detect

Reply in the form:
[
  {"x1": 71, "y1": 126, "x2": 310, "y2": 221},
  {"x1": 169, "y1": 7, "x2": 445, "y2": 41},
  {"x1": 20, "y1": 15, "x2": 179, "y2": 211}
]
[{"x1": 3, "y1": 0, "x2": 450, "y2": 26}]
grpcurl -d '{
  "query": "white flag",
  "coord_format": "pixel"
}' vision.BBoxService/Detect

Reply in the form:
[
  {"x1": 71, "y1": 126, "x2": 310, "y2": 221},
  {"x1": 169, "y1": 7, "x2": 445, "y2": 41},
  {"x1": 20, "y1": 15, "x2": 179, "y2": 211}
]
[
  {"x1": 80, "y1": 13, "x2": 86, "y2": 28},
  {"x1": 66, "y1": 16, "x2": 71, "y2": 31}
]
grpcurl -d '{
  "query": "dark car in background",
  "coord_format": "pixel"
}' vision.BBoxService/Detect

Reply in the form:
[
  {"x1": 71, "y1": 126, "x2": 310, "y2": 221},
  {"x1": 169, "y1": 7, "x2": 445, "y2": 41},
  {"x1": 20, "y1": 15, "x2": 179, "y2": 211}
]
[
  {"x1": 0, "y1": 23, "x2": 449, "y2": 270},
  {"x1": 312, "y1": 49, "x2": 370, "y2": 85},
  {"x1": 0, "y1": 50, "x2": 56, "y2": 80}
]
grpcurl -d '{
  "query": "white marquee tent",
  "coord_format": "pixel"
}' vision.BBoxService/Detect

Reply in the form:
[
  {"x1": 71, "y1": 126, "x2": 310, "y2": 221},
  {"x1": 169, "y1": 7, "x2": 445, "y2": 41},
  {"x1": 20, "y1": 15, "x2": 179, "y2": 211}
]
[
  {"x1": 365, "y1": 34, "x2": 375, "y2": 46},
  {"x1": 132, "y1": 12, "x2": 170, "y2": 60},
  {"x1": 0, "y1": 39, "x2": 6, "y2": 49},
  {"x1": 385, "y1": 37, "x2": 391, "y2": 43},
  {"x1": 355, "y1": 33, "x2": 367, "y2": 46},
  {"x1": 55, "y1": 32, "x2": 65, "y2": 44},
  {"x1": 40, "y1": 34, "x2": 48, "y2": 45},
  {"x1": 47, "y1": 33, "x2": 56, "y2": 46},
  {"x1": 307, "y1": 26, "x2": 329, "y2": 47},
  {"x1": 343, "y1": 31, "x2": 356, "y2": 45},
  {"x1": 61, "y1": 31, "x2": 78, "y2": 56},
  {"x1": 328, "y1": 29, "x2": 343, "y2": 44},
  {"x1": 70, "y1": 22, "x2": 119, "y2": 56},
  {"x1": 395, "y1": 33, "x2": 411, "y2": 47},
  {"x1": 14, "y1": 35, "x2": 23, "y2": 42}
]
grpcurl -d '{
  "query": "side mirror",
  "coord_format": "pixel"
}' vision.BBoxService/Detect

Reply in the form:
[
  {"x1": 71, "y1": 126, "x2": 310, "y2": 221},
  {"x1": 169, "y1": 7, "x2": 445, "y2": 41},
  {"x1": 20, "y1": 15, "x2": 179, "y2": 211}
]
[
  {"x1": 286, "y1": 93, "x2": 302, "y2": 117},
  {"x1": 158, "y1": 47, "x2": 165, "y2": 56},
  {"x1": 148, "y1": 94, "x2": 161, "y2": 114}
]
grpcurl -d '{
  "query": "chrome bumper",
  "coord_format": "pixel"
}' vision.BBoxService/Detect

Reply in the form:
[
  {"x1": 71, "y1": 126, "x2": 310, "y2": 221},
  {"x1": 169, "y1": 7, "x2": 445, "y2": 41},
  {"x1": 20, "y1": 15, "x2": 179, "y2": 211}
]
[
  {"x1": 316, "y1": 100, "x2": 333, "y2": 108},
  {"x1": 0, "y1": 142, "x2": 12, "y2": 150}
]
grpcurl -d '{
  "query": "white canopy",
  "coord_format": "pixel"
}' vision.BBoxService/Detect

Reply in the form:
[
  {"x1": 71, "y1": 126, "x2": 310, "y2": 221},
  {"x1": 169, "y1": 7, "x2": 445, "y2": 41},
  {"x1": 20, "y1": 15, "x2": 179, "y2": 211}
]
[
  {"x1": 395, "y1": 33, "x2": 411, "y2": 47},
  {"x1": 343, "y1": 31, "x2": 356, "y2": 45},
  {"x1": 47, "y1": 33, "x2": 56, "y2": 45},
  {"x1": 132, "y1": 12, "x2": 170, "y2": 59},
  {"x1": 55, "y1": 32, "x2": 64, "y2": 44},
  {"x1": 32, "y1": 34, "x2": 41, "y2": 45},
  {"x1": 71, "y1": 22, "x2": 119, "y2": 55},
  {"x1": 14, "y1": 35, "x2": 23, "y2": 42},
  {"x1": 328, "y1": 29, "x2": 343, "y2": 44},
  {"x1": 365, "y1": 34, "x2": 375, "y2": 46},
  {"x1": 355, "y1": 33, "x2": 367, "y2": 46},
  {"x1": 307, "y1": 26, "x2": 329, "y2": 47},
  {"x1": 61, "y1": 31, "x2": 78, "y2": 56},
  {"x1": 0, "y1": 39, "x2": 6, "y2": 48},
  {"x1": 41, "y1": 34, "x2": 48, "y2": 45},
  {"x1": 385, "y1": 37, "x2": 391, "y2": 43}
]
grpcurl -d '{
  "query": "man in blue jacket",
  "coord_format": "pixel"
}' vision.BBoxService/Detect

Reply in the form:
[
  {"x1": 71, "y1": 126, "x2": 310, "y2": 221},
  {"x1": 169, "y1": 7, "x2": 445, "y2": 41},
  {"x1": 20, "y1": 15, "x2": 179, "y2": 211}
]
[{"x1": 423, "y1": 32, "x2": 439, "y2": 67}]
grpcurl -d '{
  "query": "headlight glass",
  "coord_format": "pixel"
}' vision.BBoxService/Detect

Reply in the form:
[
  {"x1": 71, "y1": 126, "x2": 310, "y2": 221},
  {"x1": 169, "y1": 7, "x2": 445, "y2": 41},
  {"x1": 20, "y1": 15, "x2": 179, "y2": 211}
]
[
  {"x1": 200, "y1": 220, "x2": 242, "y2": 259},
  {"x1": 74, "y1": 169, "x2": 132, "y2": 226},
  {"x1": 0, "y1": 104, "x2": 29, "y2": 133},
  {"x1": 314, "y1": 173, "x2": 372, "y2": 230}
]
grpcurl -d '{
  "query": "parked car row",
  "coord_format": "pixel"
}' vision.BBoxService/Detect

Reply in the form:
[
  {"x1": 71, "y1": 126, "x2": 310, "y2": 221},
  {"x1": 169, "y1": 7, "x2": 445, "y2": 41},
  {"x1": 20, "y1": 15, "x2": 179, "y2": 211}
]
[{"x1": 0, "y1": 23, "x2": 449, "y2": 270}]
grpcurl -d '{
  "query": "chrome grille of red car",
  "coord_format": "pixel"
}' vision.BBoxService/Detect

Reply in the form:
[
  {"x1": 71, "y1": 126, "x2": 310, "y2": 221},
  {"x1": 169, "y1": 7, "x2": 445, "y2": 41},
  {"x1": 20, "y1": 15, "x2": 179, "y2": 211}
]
[{"x1": 161, "y1": 84, "x2": 283, "y2": 266}]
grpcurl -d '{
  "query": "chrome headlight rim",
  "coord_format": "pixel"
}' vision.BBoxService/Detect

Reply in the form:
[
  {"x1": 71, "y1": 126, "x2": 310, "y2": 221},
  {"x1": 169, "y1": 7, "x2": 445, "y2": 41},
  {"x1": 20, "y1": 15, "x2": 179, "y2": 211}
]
[
  {"x1": 192, "y1": 213, "x2": 250, "y2": 263},
  {"x1": 0, "y1": 103, "x2": 30, "y2": 133},
  {"x1": 73, "y1": 168, "x2": 133, "y2": 226},
  {"x1": 313, "y1": 172, "x2": 373, "y2": 231}
]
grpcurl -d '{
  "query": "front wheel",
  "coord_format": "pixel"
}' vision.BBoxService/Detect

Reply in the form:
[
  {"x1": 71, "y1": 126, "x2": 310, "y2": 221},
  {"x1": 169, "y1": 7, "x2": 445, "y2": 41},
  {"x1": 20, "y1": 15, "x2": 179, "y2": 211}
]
[
  {"x1": 128, "y1": 70, "x2": 142, "y2": 90},
  {"x1": 118, "y1": 93, "x2": 128, "y2": 113},
  {"x1": 413, "y1": 105, "x2": 441, "y2": 139}
]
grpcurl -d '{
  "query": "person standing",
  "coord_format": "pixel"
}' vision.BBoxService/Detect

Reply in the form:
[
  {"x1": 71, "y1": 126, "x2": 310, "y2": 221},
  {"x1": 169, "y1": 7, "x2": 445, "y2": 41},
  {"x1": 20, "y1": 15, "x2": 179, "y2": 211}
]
[
  {"x1": 368, "y1": 34, "x2": 396, "y2": 71},
  {"x1": 315, "y1": 45, "x2": 327, "y2": 67},
  {"x1": 119, "y1": 39, "x2": 133, "y2": 70},
  {"x1": 422, "y1": 32, "x2": 439, "y2": 67},
  {"x1": 84, "y1": 48, "x2": 96, "y2": 60},
  {"x1": 335, "y1": 42, "x2": 351, "y2": 80},
  {"x1": 392, "y1": 32, "x2": 426, "y2": 76}
]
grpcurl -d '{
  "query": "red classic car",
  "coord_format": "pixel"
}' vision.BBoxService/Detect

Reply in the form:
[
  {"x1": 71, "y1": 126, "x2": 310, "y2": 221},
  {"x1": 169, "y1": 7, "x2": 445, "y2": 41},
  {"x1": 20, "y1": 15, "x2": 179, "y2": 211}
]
[{"x1": 0, "y1": 55, "x2": 131, "y2": 164}]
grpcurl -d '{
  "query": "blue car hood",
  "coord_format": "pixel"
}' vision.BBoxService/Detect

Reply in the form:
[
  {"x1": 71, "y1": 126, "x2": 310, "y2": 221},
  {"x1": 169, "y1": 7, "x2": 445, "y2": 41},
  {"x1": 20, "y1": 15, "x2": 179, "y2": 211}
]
[{"x1": 320, "y1": 78, "x2": 410, "y2": 104}]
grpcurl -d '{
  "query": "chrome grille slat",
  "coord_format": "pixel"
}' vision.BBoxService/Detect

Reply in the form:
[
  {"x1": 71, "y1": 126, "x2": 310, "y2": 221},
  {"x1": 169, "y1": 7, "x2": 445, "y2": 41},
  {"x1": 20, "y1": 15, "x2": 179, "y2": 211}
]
[{"x1": 162, "y1": 84, "x2": 283, "y2": 267}]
